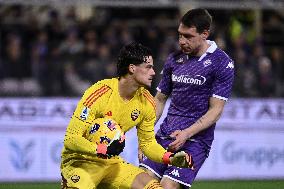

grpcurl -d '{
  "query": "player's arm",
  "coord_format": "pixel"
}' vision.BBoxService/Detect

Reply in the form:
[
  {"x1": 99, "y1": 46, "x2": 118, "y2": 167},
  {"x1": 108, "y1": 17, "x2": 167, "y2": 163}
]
[
  {"x1": 63, "y1": 115, "x2": 98, "y2": 154},
  {"x1": 138, "y1": 91, "x2": 167, "y2": 162},
  {"x1": 185, "y1": 97, "x2": 225, "y2": 137},
  {"x1": 169, "y1": 98, "x2": 225, "y2": 151},
  {"x1": 154, "y1": 91, "x2": 168, "y2": 122},
  {"x1": 169, "y1": 57, "x2": 234, "y2": 151},
  {"x1": 137, "y1": 96, "x2": 193, "y2": 169},
  {"x1": 63, "y1": 84, "x2": 110, "y2": 155},
  {"x1": 155, "y1": 53, "x2": 173, "y2": 121},
  {"x1": 137, "y1": 114, "x2": 194, "y2": 169},
  {"x1": 137, "y1": 96, "x2": 166, "y2": 163}
]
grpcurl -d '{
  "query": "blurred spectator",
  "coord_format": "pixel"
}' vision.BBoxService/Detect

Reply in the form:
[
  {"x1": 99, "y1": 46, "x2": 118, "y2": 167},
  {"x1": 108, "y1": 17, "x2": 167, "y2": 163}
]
[
  {"x1": 31, "y1": 31, "x2": 49, "y2": 95},
  {"x1": 256, "y1": 56, "x2": 276, "y2": 97},
  {"x1": 0, "y1": 33, "x2": 40, "y2": 96},
  {"x1": 0, "y1": 5, "x2": 283, "y2": 97},
  {"x1": 232, "y1": 48, "x2": 258, "y2": 97},
  {"x1": 270, "y1": 47, "x2": 284, "y2": 97}
]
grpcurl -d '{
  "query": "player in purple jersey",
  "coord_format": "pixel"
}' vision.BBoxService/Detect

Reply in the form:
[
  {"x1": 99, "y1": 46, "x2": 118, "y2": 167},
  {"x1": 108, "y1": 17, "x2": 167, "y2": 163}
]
[{"x1": 140, "y1": 8, "x2": 234, "y2": 188}]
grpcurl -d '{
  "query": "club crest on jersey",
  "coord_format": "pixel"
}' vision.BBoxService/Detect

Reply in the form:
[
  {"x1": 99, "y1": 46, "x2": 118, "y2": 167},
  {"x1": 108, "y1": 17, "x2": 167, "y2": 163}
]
[
  {"x1": 131, "y1": 109, "x2": 140, "y2": 121},
  {"x1": 203, "y1": 59, "x2": 212, "y2": 67},
  {"x1": 71, "y1": 175, "x2": 80, "y2": 183},
  {"x1": 80, "y1": 106, "x2": 90, "y2": 121}
]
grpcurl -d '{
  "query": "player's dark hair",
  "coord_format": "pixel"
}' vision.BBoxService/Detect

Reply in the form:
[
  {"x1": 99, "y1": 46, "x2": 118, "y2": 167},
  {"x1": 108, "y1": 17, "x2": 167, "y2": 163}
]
[
  {"x1": 181, "y1": 8, "x2": 212, "y2": 33},
  {"x1": 117, "y1": 42, "x2": 152, "y2": 77}
]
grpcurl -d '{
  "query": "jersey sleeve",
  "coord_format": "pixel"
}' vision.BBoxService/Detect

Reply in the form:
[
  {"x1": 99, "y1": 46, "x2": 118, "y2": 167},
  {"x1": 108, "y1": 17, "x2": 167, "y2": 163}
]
[
  {"x1": 212, "y1": 56, "x2": 234, "y2": 101},
  {"x1": 136, "y1": 92, "x2": 167, "y2": 163},
  {"x1": 157, "y1": 54, "x2": 173, "y2": 96},
  {"x1": 63, "y1": 83, "x2": 111, "y2": 155}
]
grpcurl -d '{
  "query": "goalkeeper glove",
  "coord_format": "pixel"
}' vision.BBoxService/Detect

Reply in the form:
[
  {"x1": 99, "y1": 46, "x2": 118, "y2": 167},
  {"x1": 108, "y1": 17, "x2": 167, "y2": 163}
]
[
  {"x1": 97, "y1": 135, "x2": 126, "y2": 158},
  {"x1": 162, "y1": 151, "x2": 194, "y2": 169}
]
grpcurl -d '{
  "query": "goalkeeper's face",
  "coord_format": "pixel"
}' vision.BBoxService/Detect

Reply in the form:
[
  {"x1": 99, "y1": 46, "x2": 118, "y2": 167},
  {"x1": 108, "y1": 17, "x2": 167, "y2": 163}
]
[{"x1": 131, "y1": 56, "x2": 155, "y2": 88}]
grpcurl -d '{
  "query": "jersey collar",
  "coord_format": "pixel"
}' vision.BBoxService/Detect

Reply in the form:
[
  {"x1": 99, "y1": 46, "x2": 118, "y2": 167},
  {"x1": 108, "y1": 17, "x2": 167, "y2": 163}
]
[{"x1": 198, "y1": 40, "x2": 217, "y2": 61}]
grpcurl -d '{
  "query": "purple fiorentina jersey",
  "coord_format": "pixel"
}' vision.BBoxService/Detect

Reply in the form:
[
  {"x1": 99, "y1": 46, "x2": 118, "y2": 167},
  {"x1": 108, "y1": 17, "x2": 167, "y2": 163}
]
[{"x1": 157, "y1": 41, "x2": 234, "y2": 147}]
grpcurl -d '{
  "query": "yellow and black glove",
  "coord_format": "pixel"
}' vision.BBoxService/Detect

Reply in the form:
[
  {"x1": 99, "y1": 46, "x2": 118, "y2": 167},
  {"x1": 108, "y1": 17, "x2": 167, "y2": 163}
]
[{"x1": 162, "y1": 151, "x2": 194, "y2": 170}]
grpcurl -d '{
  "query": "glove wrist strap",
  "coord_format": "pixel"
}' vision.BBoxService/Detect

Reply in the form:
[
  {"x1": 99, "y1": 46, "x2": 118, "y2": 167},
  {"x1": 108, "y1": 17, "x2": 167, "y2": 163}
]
[
  {"x1": 97, "y1": 144, "x2": 107, "y2": 155},
  {"x1": 162, "y1": 152, "x2": 173, "y2": 164}
]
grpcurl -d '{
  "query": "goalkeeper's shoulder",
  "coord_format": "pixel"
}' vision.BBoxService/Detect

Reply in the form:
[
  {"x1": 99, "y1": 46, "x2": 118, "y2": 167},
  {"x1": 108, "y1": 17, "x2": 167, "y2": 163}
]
[
  {"x1": 86, "y1": 79, "x2": 114, "y2": 93},
  {"x1": 80, "y1": 79, "x2": 114, "y2": 105},
  {"x1": 140, "y1": 88, "x2": 156, "y2": 112}
]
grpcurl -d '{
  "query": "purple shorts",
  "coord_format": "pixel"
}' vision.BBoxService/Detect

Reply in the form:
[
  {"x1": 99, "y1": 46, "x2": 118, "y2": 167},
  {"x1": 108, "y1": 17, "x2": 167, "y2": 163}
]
[{"x1": 139, "y1": 136, "x2": 210, "y2": 188}]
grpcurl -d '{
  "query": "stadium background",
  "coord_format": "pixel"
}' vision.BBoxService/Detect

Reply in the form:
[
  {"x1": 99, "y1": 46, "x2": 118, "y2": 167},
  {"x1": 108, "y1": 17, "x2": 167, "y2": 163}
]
[{"x1": 0, "y1": 0, "x2": 283, "y2": 188}]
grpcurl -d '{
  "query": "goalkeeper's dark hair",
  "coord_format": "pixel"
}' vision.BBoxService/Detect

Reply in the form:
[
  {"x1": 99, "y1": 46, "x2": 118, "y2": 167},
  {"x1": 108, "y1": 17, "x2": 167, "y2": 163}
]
[
  {"x1": 117, "y1": 42, "x2": 152, "y2": 77},
  {"x1": 181, "y1": 8, "x2": 212, "y2": 34}
]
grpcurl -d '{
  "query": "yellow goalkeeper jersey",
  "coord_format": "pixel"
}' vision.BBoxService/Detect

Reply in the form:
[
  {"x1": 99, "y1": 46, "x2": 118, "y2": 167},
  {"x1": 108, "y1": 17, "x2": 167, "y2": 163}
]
[{"x1": 61, "y1": 78, "x2": 167, "y2": 166}]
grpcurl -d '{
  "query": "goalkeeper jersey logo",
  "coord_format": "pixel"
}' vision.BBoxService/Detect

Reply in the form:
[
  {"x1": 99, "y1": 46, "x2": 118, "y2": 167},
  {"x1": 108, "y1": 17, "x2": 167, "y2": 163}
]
[
  {"x1": 71, "y1": 175, "x2": 80, "y2": 183},
  {"x1": 131, "y1": 109, "x2": 140, "y2": 121},
  {"x1": 80, "y1": 107, "x2": 90, "y2": 120}
]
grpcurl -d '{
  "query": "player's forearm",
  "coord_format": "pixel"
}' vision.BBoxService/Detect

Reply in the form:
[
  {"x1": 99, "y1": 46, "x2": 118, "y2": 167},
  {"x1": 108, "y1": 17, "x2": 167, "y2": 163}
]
[
  {"x1": 154, "y1": 92, "x2": 168, "y2": 122},
  {"x1": 185, "y1": 106, "x2": 223, "y2": 138},
  {"x1": 64, "y1": 134, "x2": 97, "y2": 154},
  {"x1": 64, "y1": 117, "x2": 97, "y2": 154},
  {"x1": 137, "y1": 125, "x2": 167, "y2": 163},
  {"x1": 139, "y1": 140, "x2": 167, "y2": 163}
]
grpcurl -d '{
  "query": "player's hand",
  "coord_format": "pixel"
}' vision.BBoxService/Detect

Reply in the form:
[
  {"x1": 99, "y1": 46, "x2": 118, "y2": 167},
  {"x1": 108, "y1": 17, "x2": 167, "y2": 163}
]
[
  {"x1": 97, "y1": 134, "x2": 126, "y2": 158},
  {"x1": 170, "y1": 151, "x2": 194, "y2": 169},
  {"x1": 163, "y1": 151, "x2": 194, "y2": 170},
  {"x1": 107, "y1": 139, "x2": 126, "y2": 156},
  {"x1": 168, "y1": 130, "x2": 188, "y2": 152},
  {"x1": 138, "y1": 147, "x2": 144, "y2": 163}
]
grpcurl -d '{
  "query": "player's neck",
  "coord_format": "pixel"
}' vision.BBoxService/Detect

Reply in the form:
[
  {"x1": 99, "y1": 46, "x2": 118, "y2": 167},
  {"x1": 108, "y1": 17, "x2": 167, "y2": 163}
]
[
  {"x1": 196, "y1": 41, "x2": 210, "y2": 57},
  {"x1": 118, "y1": 77, "x2": 138, "y2": 101}
]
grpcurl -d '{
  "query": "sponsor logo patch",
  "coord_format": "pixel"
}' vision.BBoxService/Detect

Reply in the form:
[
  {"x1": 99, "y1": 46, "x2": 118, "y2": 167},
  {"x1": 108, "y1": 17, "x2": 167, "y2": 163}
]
[
  {"x1": 169, "y1": 169, "x2": 180, "y2": 177},
  {"x1": 172, "y1": 74, "x2": 206, "y2": 85},
  {"x1": 80, "y1": 106, "x2": 90, "y2": 120},
  {"x1": 105, "y1": 111, "x2": 112, "y2": 116},
  {"x1": 226, "y1": 61, "x2": 234, "y2": 69}
]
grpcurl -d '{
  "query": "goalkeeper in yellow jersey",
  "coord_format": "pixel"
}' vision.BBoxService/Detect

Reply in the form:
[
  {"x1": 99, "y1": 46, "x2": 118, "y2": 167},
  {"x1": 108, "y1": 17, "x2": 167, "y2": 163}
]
[{"x1": 60, "y1": 42, "x2": 194, "y2": 189}]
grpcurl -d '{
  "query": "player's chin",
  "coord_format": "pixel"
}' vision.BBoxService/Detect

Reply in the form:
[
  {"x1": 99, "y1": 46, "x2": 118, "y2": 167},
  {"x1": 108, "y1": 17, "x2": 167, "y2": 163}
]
[
  {"x1": 181, "y1": 47, "x2": 192, "y2": 54},
  {"x1": 143, "y1": 80, "x2": 152, "y2": 88}
]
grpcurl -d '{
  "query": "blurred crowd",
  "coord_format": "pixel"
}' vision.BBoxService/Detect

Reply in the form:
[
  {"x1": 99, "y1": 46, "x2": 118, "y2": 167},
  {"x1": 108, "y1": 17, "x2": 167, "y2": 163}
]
[{"x1": 0, "y1": 5, "x2": 283, "y2": 97}]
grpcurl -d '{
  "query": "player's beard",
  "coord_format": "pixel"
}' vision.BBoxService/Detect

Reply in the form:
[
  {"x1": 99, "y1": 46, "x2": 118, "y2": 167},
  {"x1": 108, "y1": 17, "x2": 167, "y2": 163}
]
[{"x1": 182, "y1": 45, "x2": 201, "y2": 57}]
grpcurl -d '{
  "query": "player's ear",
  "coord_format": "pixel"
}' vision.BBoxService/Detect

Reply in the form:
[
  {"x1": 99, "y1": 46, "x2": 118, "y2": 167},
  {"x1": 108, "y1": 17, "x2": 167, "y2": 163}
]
[
  {"x1": 201, "y1": 30, "x2": 209, "y2": 40},
  {"x1": 129, "y1": 64, "x2": 135, "y2": 74}
]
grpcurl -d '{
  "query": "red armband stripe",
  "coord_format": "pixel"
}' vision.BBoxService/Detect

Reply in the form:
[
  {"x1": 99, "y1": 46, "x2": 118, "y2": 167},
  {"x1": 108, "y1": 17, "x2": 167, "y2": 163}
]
[
  {"x1": 162, "y1": 152, "x2": 173, "y2": 164},
  {"x1": 97, "y1": 144, "x2": 107, "y2": 155}
]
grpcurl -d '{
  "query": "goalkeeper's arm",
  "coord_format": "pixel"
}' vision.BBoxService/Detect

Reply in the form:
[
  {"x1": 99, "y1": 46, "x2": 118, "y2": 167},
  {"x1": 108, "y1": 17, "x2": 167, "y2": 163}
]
[{"x1": 64, "y1": 116, "x2": 125, "y2": 157}]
